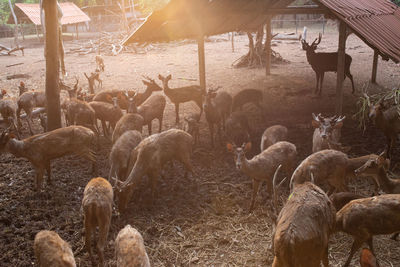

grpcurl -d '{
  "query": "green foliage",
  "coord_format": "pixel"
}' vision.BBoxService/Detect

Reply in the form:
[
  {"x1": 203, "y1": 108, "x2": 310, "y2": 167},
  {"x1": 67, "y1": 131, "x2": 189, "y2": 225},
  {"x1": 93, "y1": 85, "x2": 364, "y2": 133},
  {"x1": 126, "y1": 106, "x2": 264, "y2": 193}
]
[
  {"x1": 392, "y1": 0, "x2": 400, "y2": 6},
  {"x1": 136, "y1": 0, "x2": 169, "y2": 15}
]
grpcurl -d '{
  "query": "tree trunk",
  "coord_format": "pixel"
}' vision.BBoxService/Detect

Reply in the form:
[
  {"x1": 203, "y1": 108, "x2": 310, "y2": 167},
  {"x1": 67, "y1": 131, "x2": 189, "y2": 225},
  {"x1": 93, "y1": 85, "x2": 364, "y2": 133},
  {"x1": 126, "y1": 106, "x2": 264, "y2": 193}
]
[
  {"x1": 44, "y1": 0, "x2": 61, "y2": 130},
  {"x1": 8, "y1": 0, "x2": 19, "y2": 47}
]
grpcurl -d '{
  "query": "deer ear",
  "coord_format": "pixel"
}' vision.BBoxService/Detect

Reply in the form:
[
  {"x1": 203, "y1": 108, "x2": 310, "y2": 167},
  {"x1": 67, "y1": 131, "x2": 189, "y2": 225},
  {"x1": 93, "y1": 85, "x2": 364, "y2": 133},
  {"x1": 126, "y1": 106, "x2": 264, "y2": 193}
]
[
  {"x1": 167, "y1": 74, "x2": 172, "y2": 80},
  {"x1": 334, "y1": 121, "x2": 343, "y2": 129},
  {"x1": 226, "y1": 143, "x2": 234, "y2": 152},
  {"x1": 142, "y1": 80, "x2": 150, "y2": 85},
  {"x1": 311, "y1": 119, "x2": 320, "y2": 128},
  {"x1": 8, "y1": 133, "x2": 16, "y2": 139},
  {"x1": 244, "y1": 142, "x2": 252, "y2": 152}
]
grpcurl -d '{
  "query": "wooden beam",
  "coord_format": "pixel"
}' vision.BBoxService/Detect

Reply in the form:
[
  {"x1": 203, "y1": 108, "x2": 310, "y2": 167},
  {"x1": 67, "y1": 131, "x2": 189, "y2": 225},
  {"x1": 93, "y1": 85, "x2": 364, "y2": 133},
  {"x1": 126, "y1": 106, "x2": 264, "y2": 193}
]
[
  {"x1": 371, "y1": 49, "x2": 378, "y2": 84},
  {"x1": 335, "y1": 21, "x2": 347, "y2": 115},
  {"x1": 266, "y1": 7, "x2": 330, "y2": 15},
  {"x1": 265, "y1": 16, "x2": 272, "y2": 76},
  {"x1": 44, "y1": 0, "x2": 61, "y2": 130},
  {"x1": 197, "y1": 36, "x2": 206, "y2": 93}
]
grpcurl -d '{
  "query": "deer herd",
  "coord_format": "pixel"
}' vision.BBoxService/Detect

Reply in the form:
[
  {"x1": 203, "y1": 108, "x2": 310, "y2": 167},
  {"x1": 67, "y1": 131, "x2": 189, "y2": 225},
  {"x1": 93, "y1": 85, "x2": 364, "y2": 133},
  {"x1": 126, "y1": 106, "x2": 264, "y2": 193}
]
[{"x1": 0, "y1": 49, "x2": 399, "y2": 267}]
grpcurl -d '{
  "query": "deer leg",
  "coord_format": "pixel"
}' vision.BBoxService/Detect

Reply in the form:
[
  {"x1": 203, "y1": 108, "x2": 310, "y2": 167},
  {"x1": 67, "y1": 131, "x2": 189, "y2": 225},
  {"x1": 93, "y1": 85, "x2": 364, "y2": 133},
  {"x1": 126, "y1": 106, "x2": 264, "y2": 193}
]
[
  {"x1": 217, "y1": 122, "x2": 222, "y2": 145},
  {"x1": 34, "y1": 167, "x2": 45, "y2": 191},
  {"x1": 16, "y1": 107, "x2": 22, "y2": 128},
  {"x1": 84, "y1": 217, "x2": 94, "y2": 266},
  {"x1": 346, "y1": 70, "x2": 355, "y2": 94},
  {"x1": 26, "y1": 110, "x2": 34, "y2": 136},
  {"x1": 249, "y1": 179, "x2": 262, "y2": 212},
  {"x1": 96, "y1": 219, "x2": 110, "y2": 267},
  {"x1": 100, "y1": 120, "x2": 108, "y2": 137},
  {"x1": 158, "y1": 115, "x2": 163, "y2": 133},
  {"x1": 367, "y1": 237, "x2": 374, "y2": 254},
  {"x1": 208, "y1": 123, "x2": 214, "y2": 147},
  {"x1": 343, "y1": 237, "x2": 364, "y2": 267},
  {"x1": 175, "y1": 104, "x2": 180, "y2": 124},
  {"x1": 319, "y1": 72, "x2": 325, "y2": 96},
  {"x1": 148, "y1": 121, "x2": 153, "y2": 135},
  {"x1": 46, "y1": 161, "x2": 52, "y2": 185},
  {"x1": 314, "y1": 72, "x2": 319, "y2": 94},
  {"x1": 197, "y1": 101, "x2": 203, "y2": 122}
]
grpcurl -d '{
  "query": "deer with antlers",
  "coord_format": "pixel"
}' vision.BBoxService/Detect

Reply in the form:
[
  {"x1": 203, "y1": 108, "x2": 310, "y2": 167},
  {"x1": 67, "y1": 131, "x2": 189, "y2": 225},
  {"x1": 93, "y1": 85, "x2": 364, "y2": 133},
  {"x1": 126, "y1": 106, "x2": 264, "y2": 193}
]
[
  {"x1": 301, "y1": 33, "x2": 355, "y2": 96},
  {"x1": 312, "y1": 113, "x2": 348, "y2": 153}
]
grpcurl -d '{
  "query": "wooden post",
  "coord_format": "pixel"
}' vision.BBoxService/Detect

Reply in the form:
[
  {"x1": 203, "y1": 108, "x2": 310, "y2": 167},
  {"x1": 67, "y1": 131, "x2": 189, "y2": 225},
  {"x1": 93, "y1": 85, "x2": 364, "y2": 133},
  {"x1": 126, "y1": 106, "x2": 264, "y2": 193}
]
[
  {"x1": 8, "y1": 0, "x2": 19, "y2": 46},
  {"x1": 371, "y1": 49, "x2": 378, "y2": 84},
  {"x1": 44, "y1": 0, "x2": 61, "y2": 130},
  {"x1": 75, "y1": 24, "x2": 79, "y2": 40},
  {"x1": 231, "y1": 32, "x2": 234, "y2": 52},
  {"x1": 335, "y1": 21, "x2": 347, "y2": 115},
  {"x1": 197, "y1": 36, "x2": 206, "y2": 93},
  {"x1": 35, "y1": 25, "x2": 40, "y2": 42},
  {"x1": 265, "y1": 16, "x2": 272, "y2": 76}
]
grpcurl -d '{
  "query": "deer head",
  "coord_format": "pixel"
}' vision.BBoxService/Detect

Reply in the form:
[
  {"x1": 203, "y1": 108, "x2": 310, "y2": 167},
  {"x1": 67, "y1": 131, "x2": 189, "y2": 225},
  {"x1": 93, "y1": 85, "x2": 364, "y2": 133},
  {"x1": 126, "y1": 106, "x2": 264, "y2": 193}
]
[
  {"x1": 227, "y1": 142, "x2": 251, "y2": 170},
  {"x1": 355, "y1": 152, "x2": 390, "y2": 176},
  {"x1": 312, "y1": 113, "x2": 345, "y2": 140},
  {"x1": 142, "y1": 75, "x2": 162, "y2": 92},
  {"x1": 300, "y1": 33, "x2": 322, "y2": 53},
  {"x1": 158, "y1": 74, "x2": 172, "y2": 89}
]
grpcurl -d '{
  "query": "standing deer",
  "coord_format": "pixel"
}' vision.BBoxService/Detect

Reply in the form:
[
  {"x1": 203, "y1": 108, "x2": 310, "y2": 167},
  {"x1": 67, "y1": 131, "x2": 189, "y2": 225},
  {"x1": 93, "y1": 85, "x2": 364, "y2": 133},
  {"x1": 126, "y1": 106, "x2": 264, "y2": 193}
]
[
  {"x1": 115, "y1": 225, "x2": 150, "y2": 267},
  {"x1": 271, "y1": 166, "x2": 336, "y2": 267},
  {"x1": 227, "y1": 141, "x2": 297, "y2": 212},
  {"x1": 203, "y1": 87, "x2": 232, "y2": 147},
  {"x1": 82, "y1": 177, "x2": 113, "y2": 267},
  {"x1": 95, "y1": 55, "x2": 105, "y2": 72},
  {"x1": 158, "y1": 74, "x2": 203, "y2": 123},
  {"x1": 184, "y1": 113, "x2": 200, "y2": 146},
  {"x1": 366, "y1": 95, "x2": 400, "y2": 159},
  {"x1": 0, "y1": 126, "x2": 97, "y2": 191},
  {"x1": 232, "y1": 89, "x2": 264, "y2": 116},
  {"x1": 225, "y1": 111, "x2": 252, "y2": 146},
  {"x1": 89, "y1": 96, "x2": 123, "y2": 138},
  {"x1": 312, "y1": 113, "x2": 347, "y2": 153},
  {"x1": 0, "y1": 90, "x2": 20, "y2": 139},
  {"x1": 301, "y1": 33, "x2": 355, "y2": 95},
  {"x1": 336, "y1": 194, "x2": 400, "y2": 267},
  {"x1": 17, "y1": 88, "x2": 46, "y2": 136},
  {"x1": 34, "y1": 230, "x2": 76, "y2": 267},
  {"x1": 260, "y1": 125, "x2": 288, "y2": 151},
  {"x1": 84, "y1": 71, "x2": 102, "y2": 94}
]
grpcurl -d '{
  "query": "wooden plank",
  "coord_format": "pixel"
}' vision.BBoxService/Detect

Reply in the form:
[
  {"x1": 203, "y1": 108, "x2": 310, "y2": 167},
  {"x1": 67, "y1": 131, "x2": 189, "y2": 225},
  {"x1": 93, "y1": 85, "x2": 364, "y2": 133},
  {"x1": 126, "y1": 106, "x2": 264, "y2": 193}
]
[
  {"x1": 371, "y1": 49, "x2": 378, "y2": 84},
  {"x1": 335, "y1": 21, "x2": 347, "y2": 115},
  {"x1": 44, "y1": 0, "x2": 62, "y2": 130},
  {"x1": 197, "y1": 36, "x2": 206, "y2": 93},
  {"x1": 265, "y1": 16, "x2": 272, "y2": 76}
]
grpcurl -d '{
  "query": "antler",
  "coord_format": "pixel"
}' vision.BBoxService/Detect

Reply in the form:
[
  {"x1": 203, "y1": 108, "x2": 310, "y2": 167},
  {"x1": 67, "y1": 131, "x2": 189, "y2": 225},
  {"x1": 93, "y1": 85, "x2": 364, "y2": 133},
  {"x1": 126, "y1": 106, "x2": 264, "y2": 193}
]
[
  {"x1": 272, "y1": 164, "x2": 284, "y2": 219},
  {"x1": 311, "y1": 33, "x2": 322, "y2": 46},
  {"x1": 142, "y1": 75, "x2": 154, "y2": 82},
  {"x1": 312, "y1": 113, "x2": 324, "y2": 122}
]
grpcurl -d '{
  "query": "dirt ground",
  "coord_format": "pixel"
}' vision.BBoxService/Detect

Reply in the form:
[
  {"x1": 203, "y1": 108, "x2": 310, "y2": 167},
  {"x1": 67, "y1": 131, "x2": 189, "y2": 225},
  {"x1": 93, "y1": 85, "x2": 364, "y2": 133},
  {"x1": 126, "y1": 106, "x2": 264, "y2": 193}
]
[{"x1": 1, "y1": 24, "x2": 400, "y2": 267}]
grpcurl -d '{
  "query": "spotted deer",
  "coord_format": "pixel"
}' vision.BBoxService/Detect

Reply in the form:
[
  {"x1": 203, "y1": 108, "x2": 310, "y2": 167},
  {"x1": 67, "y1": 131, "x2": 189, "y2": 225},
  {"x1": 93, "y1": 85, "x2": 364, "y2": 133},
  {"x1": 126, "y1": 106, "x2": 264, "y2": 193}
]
[
  {"x1": 312, "y1": 113, "x2": 348, "y2": 153},
  {"x1": 115, "y1": 225, "x2": 150, "y2": 267}
]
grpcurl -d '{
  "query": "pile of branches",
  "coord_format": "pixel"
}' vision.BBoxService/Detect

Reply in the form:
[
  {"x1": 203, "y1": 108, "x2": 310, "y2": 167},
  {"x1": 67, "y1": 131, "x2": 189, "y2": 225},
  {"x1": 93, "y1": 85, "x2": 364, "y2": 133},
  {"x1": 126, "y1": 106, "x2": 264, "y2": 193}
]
[
  {"x1": 67, "y1": 31, "x2": 146, "y2": 56},
  {"x1": 233, "y1": 27, "x2": 288, "y2": 68},
  {"x1": 0, "y1": 44, "x2": 24, "y2": 56},
  {"x1": 354, "y1": 83, "x2": 400, "y2": 132}
]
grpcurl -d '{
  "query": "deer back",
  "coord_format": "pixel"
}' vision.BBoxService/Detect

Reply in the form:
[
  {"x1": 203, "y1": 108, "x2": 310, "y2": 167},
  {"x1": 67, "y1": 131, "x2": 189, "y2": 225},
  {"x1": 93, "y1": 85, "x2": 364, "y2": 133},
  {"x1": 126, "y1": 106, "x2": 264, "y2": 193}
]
[
  {"x1": 261, "y1": 125, "x2": 288, "y2": 151},
  {"x1": 115, "y1": 225, "x2": 150, "y2": 267}
]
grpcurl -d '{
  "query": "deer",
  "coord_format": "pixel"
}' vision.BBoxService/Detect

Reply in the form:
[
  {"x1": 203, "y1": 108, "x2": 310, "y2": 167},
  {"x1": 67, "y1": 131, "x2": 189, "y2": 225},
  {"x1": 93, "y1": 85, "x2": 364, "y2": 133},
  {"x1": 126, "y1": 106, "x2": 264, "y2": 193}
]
[
  {"x1": 365, "y1": 95, "x2": 400, "y2": 159},
  {"x1": 0, "y1": 126, "x2": 97, "y2": 191},
  {"x1": 82, "y1": 177, "x2": 113, "y2": 267},
  {"x1": 89, "y1": 96, "x2": 124, "y2": 138},
  {"x1": 95, "y1": 55, "x2": 105, "y2": 72},
  {"x1": 158, "y1": 74, "x2": 203, "y2": 123},
  {"x1": 329, "y1": 192, "x2": 365, "y2": 211},
  {"x1": 129, "y1": 92, "x2": 166, "y2": 135},
  {"x1": 355, "y1": 154, "x2": 398, "y2": 193},
  {"x1": 34, "y1": 230, "x2": 76, "y2": 267},
  {"x1": 16, "y1": 87, "x2": 46, "y2": 136},
  {"x1": 301, "y1": 33, "x2": 355, "y2": 96},
  {"x1": 114, "y1": 129, "x2": 193, "y2": 211},
  {"x1": 227, "y1": 141, "x2": 297, "y2": 212},
  {"x1": 135, "y1": 75, "x2": 163, "y2": 106},
  {"x1": 225, "y1": 111, "x2": 252, "y2": 146},
  {"x1": 271, "y1": 165, "x2": 336, "y2": 267},
  {"x1": 260, "y1": 125, "x2": 288, "y2": 151},
  {"x1": 232, "y1": 89, "x2": 264, "y2": 116},
  {"x1": 112, "y1": 113, "x2": 144, "y2": 144},
  {"x1": 203, "y1": 87, "x2": 232, "y2": 147},
  {"x1": 336, "y1": 194, "x2": 400, "y2": 267},
  {"x1": 360, "y1": 248, "x2": 379, "y2": 267},
  {"x1": 311, "y1": 113, "x2": 348, "y2": 153},
  {"x1": 84, "y1": 71, "x2": 102, "y2": 94},
  {"x1": 18, "y1": 81, "x2": 28, "y2": 96},
  {"x1": 0, "y1": 90, "x2": 20, "y2": 139},
  {"x1": 184, "y1": 113, "x2": 200, "y2": 146},
  {"x1": 115, "y1": 225, "x2": 151, "y2": 267},
  {"x1": 109, "y1": 130, "x2": 142, "y2": 183}
]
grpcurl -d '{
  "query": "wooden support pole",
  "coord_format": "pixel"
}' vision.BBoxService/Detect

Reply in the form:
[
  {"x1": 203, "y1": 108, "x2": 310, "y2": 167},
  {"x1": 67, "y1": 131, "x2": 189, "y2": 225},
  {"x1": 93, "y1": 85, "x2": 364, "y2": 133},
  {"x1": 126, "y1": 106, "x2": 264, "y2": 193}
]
[
  {"x1": 197, "y1": 36, "x2": 206, "y2": 93},
  {"x1": 265, "y1": 16, "x2": 272, "y2": 76},
  {"x1": 371, "y1": 49, "x2": 378, "y2": 84},
  {"x1": 44, "y1": 0, "x2": 61, "y2": 130},
  {"x1": 335, "y1": 21, "x2": 347, "y2": 115}
]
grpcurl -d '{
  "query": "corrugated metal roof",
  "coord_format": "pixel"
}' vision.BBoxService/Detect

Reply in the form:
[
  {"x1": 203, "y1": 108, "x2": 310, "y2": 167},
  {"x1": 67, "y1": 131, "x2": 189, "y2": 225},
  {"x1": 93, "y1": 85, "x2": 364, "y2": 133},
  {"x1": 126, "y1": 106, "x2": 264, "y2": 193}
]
[
  {"x1": 8, "y1": 2, "x2": 90, "y2": 26},
  {"x1": 318, "y1": 0, "x2": 400, "y2": 63},
  {"x1": 122, "y1": 0, "x2": 400, "y2": 63}
]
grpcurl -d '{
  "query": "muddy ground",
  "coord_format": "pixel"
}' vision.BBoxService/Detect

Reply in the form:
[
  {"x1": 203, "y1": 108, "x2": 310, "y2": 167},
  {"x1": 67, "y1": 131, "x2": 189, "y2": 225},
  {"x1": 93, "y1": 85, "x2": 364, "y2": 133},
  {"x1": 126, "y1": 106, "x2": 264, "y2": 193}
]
[{"x1": 1, "y1": 24, "x2": 400, "y2": 266}]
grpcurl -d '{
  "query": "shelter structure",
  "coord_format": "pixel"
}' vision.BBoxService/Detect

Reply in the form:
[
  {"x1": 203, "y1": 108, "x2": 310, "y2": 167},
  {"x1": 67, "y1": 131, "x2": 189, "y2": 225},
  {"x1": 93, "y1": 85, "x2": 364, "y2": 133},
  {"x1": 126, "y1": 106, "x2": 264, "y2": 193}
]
[
  {"x1": 7, "y1": 2, "x2": 90, "y2": 38},
  {"x1": 122, "y1": 0, "x2": 400, "y2": 114}
]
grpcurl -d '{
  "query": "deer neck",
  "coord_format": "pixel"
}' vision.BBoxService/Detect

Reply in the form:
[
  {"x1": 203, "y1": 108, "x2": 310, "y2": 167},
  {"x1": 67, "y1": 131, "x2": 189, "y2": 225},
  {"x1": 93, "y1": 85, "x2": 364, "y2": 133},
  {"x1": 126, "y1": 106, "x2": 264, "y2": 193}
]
[
  {"x1": 239, "y1": 156, "x2": 251, "y2": 174},
  {"x1": 378, "y1": 167, "x2": 398, "y2": 193},
  {"x1": 140, "y1": 86, "x2": 153, "y2": 104},
  {"x1": 162, "y1": 82, "x2": 172, "y2": 96},
  {"x1": 347, "y1": 156, "x2": 370, "y2": 173},
  {"x1": 306, "y1": 50, "x2": 317, "y2": 65},
  {"x1": 6, "y1": 138, "x2": 27, "y2": 159}
]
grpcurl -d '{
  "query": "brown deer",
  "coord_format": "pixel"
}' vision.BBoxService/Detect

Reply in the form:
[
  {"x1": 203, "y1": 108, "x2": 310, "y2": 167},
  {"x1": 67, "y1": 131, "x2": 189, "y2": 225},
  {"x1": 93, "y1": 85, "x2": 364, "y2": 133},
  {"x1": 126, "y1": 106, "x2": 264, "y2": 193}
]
[
  {"x1": 115, "y1": 225, "x2": 150, "y2": 267},
  {"x1": 95, "y1": 55, "x2": 105, "y2": 72},
  {"x1": 135, "y1": 75, "x2": 163, "y2": 106},
  {"x1": 232, "y1": 89, "x2": 264, "y2": 116},
  {"x1": 260, "y1": 125, "x2": 288, "y2": 151},
  {"x1": 158, "y1": 74, "x2": 203, "y2": 123},
  {"x1": 34, "y1": 230, "x2": 76, "y2": 267},
  {"x1": 271, "y1": 166, "x2": 336, "y2": 267},
  {"x1": 203, "y1": 87, "x2": 232, "y2": 147},
  {"x1": 366, "y1": 95, "x2": 400, "y2": 159},
  {"x1": 301, "y1": 33, "x2": 355, "y2": 95},
  {"x1": 109, "y1": 130, "x2": 142, "y2": 183},
  {"x1": 336, "y1": 194, "x2": 400, "y2": 267},
  {"x1": 0, "y1": 90, "x2": 20, "y2": 139},
  {"x1": 82, "y1": 177, "x2": 113, "y2": 267},
  {"x1": 329, "y1": 192, "x2": 365, "y2": 211},
  {"x1": 84, "y1": 71, "x2": 102, "y2": 94},
  {"x1": 225, "y1": 111, "x2": 252, "y2": 146},
  {"x1": 227, "y1": 141, "x2": 297, "y2": 212},
  {"x1": 184, "y1": 113, "x2": 200, "y2": 146},
  {"x1": 17, "y1": 88, "x2": 46, "y2": 136},
  {"x1": 114, "y1": 129, "x2": 193, "y2": 211},
  {"x1": 0, "y1": 126, "x2": 97, "y2": 191},
  {"x1": 89, "y1": 96, "x2": 123, "y2": 138},
  {"x1": 312, "y1": 113, "x2": 347, "y2": 153}
]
